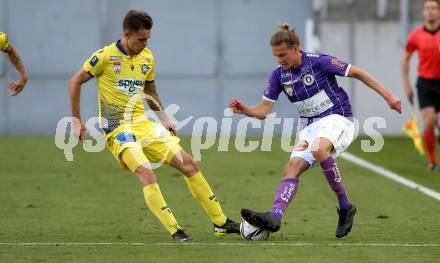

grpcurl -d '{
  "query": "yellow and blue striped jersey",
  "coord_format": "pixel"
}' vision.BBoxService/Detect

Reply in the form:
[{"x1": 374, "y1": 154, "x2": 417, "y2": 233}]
[
  {"x1": 83, "y1": 40, "x2": 155, "y2": 134},
  {"x1": 0, "y1": 32, "x2": 9, "y2": 52}
]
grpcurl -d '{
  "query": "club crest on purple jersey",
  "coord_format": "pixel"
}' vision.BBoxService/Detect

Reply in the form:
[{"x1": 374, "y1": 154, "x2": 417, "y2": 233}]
[{"x1": 303, "y1": 74, "x2": 315, "y2": 86}]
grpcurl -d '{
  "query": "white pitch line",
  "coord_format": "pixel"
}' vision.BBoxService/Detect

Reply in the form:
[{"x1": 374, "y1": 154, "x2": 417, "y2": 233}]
[
  {"x1": 0, "y1": 242, "x2": 439, "y2": 247},
  {"x1": 342, "y1": 152, "x2": 440, "y2": 201}
]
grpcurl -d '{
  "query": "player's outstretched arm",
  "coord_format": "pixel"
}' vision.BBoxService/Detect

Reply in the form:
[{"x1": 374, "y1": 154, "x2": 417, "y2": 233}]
[
  {"x1": 229, "y1": 98, "x2": 274, "y2": 120},
  {"x1": 4, "y1": 45, "x2": 27, "y2": 96},
  {"x1": 401, "y1": 51, "x2": 414, "y2": 104},
  {"x1": 347, "y1": 65, "x2": 402, "y2": 114},
  {"x1": 144, "y1": 81, "x2": 177, "y2": 135},
  {"x1": 68, "y1": 68, "x2": 92, "y2": 140}
]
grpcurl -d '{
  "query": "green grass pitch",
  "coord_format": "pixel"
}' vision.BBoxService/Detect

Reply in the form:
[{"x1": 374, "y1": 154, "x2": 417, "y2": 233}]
[{"x1": 0, "y1": 136, "x2": 439, "y2": 262}]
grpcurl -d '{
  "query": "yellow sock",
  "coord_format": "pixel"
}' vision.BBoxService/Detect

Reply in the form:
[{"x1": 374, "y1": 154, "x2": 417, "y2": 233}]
[
  {"x1": 143, "y1": 183, "x2": 180, "y2": 235},
  {"x1": 184, "y1": 172, "x2": 227, "y2": 226}
]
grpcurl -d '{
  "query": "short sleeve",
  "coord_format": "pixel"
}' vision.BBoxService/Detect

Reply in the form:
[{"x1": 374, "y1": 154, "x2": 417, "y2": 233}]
[
  {"x1": 146, "y1": 54, "x2": 155, "y2": 82},
  {"x1": 262, "y1": 69, "x2": 282, "y2": 102},
  {"x1": 405, "y1": 31, "x2": 417, "y2": 54},
  {"x1": 0, "y1": 32, "x2": 9, "y2": 52},
  {"x1": 318, "y1": 55, "x2": 351, "y2": 77},
  {"x1": 83, "y1": 49, "x2": 106, "y2": 77}
]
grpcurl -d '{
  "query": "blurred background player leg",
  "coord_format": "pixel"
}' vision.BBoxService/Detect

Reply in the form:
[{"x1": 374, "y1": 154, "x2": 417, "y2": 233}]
[{"x1": 421, "y1": 106, "x2": 438, "y2": 171}]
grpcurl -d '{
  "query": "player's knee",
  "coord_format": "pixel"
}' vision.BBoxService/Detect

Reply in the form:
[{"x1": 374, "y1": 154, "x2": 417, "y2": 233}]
[
  {"x1": 182, "y1": 156, "x2": 199, "y2": 177},
  {"x1": 135, "y1": 165, "x2": 157, "y2": 186},
  {"x1": 311, "y1": 139, "x2": 333, "y2": 162},
  {"x1": 311, "y1": 149, "x2": 325, "y2": 162},
  {"x1": 422, "y1": 114, "x2": 436, "y2": 129},
  {"x1": 174, "y1": 152, "x2": 199, "y2": 177},
  {"x1": 282, "y1": 162, "x2": 300, "y2": 179}
]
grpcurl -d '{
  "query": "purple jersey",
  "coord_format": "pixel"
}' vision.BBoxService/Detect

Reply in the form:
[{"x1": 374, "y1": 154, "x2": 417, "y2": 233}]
[{"x1": 263, "y1": 51, "x2": 353, "y2": 123}]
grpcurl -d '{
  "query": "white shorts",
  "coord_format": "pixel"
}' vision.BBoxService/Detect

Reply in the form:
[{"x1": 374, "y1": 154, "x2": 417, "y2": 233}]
[{"x1": 290, "y1": 114, "x2": 355, "y2": 166}]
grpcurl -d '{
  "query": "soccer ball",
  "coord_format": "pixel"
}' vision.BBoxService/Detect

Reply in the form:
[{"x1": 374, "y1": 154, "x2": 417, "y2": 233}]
[{"x1": 240, "y1": 219, "x2": 270, "y2": 241}]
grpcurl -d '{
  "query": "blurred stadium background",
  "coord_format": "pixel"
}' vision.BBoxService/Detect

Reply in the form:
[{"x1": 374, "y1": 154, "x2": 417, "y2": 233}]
[{"x1": 0, "y1": 0, "x2": 426, "y2": 136}]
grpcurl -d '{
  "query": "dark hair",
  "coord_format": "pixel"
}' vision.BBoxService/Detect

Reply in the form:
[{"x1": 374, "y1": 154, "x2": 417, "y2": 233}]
[
  {"x1": 123, "y1": 10, "x2": 153, "y2": 32},
  {"x1": 270, "y1": 22, "x2": 300, "y2": 47},
  {"x1": 425, "y1": 0, "x2": 439, "y2": 6}
]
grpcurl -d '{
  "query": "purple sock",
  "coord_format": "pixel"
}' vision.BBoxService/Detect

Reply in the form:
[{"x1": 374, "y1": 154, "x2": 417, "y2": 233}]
[
  {"x1": 320, "y1": 155, "x2": 352, "y2": 210},
  {"x1": 271, "y1": 178, "x2": 299, "y2": 221}
]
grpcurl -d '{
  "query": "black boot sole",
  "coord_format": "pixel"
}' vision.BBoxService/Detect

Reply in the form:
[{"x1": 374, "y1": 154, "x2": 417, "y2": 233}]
[{"x1": 241, "y1": 208, "x2": 280, "y2": 232}]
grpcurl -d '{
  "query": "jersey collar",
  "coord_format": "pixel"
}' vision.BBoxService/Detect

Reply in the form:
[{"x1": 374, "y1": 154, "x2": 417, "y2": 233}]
[
  {"x1": 423, "y1": 24, "x2": 440, "y2": 35},
  {"x1": 290, "y1": 51, "x2": 305, "y2": 72},
  {"x1": 116, "y1": 39, "x2": 128, "y2": 56}
]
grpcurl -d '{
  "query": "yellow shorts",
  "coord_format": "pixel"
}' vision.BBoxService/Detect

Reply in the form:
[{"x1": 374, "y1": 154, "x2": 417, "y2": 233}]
[{"x1": 106, "y1": 121, "x2": 182, "y2": 172}]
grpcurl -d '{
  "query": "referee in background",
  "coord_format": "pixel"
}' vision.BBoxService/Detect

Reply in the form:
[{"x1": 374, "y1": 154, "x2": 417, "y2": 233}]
[{"x1": 402, "y1": 0, "x2": 440, "y2": 171}]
